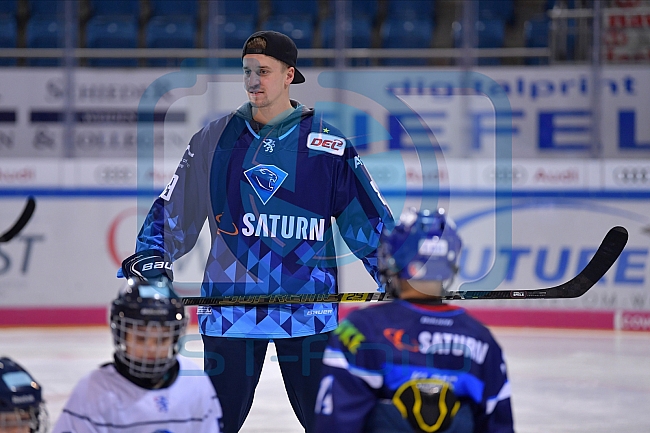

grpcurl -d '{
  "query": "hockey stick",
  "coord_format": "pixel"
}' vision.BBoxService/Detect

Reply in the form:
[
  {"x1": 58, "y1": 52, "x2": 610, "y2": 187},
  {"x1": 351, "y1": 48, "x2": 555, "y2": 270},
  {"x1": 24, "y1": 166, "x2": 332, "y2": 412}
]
[
  {"x1": 0, "y1": 196, "x2": 36, "y2": 243},
  {"x1": 181, "y1": 226, "x2": 628, "y2": 306}
]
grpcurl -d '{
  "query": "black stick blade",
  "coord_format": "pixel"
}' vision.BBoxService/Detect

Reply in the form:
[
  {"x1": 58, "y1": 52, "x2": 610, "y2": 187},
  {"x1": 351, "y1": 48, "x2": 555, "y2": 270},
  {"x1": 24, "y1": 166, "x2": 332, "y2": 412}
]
[
  {"x1": 574, "y1": 226, "x2": 628, "y2": 295},
  {"x1": 455, "y1": 226, "x2": 628, "y2": 300},
  {"x1": 0, "y1": 197, "x2": 36, "y2": 243}
]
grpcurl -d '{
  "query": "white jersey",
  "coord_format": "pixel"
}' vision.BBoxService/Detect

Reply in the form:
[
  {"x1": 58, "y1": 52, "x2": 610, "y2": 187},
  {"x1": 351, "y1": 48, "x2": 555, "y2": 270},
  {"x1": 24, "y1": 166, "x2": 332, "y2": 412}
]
[{"x1": 52, "y1": 357, "x2": 222, "y2": 433}]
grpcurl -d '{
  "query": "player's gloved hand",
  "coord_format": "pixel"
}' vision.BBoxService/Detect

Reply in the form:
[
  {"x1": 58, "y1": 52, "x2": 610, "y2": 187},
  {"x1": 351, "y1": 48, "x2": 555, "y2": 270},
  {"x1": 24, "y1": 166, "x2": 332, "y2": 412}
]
[{"x1": 118, "y1": 249, "x2": 174, "y2": 282}]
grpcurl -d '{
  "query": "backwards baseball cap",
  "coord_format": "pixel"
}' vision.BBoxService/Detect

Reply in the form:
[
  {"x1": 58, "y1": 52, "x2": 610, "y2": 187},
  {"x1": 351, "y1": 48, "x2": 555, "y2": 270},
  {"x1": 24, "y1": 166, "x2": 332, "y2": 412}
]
[{"x1": 242, "y1": 31, "x2": 305, "y2": 84}]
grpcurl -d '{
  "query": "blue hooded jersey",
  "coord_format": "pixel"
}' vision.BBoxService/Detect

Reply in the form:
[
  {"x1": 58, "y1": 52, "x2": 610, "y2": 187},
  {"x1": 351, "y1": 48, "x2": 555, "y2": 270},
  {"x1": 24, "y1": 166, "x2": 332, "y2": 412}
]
[
  {"x1": 315, "y1": 301, "x2": 514, "y2": 433},
  {"x1": 135, "y1": 101, "x2": 393, "y2": 338}
]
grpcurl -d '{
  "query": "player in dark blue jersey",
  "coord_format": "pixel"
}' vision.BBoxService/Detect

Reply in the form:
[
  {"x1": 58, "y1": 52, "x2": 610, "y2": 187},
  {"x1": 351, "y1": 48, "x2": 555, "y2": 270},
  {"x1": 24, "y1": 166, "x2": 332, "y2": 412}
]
[
  {"x1": 314, "y1": 209, "x2": 514, "y2": 433},
  {"x1": 119, "y1": 31, "x2": 393, "y2": 433}
]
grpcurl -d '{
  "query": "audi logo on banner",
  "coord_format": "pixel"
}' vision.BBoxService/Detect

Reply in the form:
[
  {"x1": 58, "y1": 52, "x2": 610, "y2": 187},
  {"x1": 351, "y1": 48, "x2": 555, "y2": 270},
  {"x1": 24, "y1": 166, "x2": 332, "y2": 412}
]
[
  {"x1": 613, "y1": 167, "x2": 650, "y2": 184},
  {"x1": 483, "y1": 165, "x2": 527, "y2": 185},
  {"x1": 95, "y1": 165, "x2": 135, "y2": 184}
]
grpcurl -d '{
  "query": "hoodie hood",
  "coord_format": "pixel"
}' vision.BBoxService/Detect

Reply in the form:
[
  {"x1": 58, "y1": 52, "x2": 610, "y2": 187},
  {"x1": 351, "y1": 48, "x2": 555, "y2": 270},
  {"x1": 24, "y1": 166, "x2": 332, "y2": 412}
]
[{"x1": 233, "y1": 100, "x2": 313, "y2": 137}]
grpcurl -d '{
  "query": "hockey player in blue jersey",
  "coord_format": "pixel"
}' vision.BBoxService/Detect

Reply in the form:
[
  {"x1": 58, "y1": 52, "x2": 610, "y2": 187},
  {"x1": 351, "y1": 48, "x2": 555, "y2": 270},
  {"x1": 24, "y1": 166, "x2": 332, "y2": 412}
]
[
  {"x1": 52, "y1": 279, "x2": 223, "y2": 433},
  {"x1": 119, "y1": 30, "x2": 393, "y2": 433},
  {"x1": 0, "y1": 357, "x2": 48, "y2": 433},
  {"x1": 314, "y1": 209, "x2": 515, "y2": 433}
]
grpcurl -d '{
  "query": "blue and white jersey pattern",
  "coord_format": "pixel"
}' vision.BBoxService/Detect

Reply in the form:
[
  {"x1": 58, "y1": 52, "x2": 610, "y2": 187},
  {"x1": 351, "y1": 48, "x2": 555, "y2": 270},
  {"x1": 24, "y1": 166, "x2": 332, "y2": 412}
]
[
  {"x1": 135, "y1": 101, "x2": 393, "y2": 338},
  {"x1": 315, "y1": 301, "x2": 514, "y2": 433},
  {"x1": 51, "y1": 357, "x2": 222, "y2": 433}
]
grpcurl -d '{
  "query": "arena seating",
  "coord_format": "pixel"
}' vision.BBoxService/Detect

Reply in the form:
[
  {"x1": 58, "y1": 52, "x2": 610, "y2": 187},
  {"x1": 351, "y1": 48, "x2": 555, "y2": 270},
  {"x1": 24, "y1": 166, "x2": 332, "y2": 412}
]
[
  {"x1": 0, "y1": 0, "x2": 562, "y2": 67},
  {"x1": 145, "y1": 16, "x2": 196, "y2": 67},
  {"x1": 26, "y1": 16, "x2": 65, "y2": 66},
  {"x1": 86, "y1": 15, "x2": 138, "y2": 67},
  {"x1": 261, "y1": 15, "x2": 314, "y2": 66},
  {"x1": 381, "y1": 17, "x2": 434, "y2": 66}
]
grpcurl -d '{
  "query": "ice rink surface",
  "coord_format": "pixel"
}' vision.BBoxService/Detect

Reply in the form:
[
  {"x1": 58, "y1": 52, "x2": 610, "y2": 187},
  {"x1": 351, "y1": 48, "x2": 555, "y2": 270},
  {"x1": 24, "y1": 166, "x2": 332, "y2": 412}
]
[{"x1": 1, "y1": 325, "x2": 649, "y2": 433}]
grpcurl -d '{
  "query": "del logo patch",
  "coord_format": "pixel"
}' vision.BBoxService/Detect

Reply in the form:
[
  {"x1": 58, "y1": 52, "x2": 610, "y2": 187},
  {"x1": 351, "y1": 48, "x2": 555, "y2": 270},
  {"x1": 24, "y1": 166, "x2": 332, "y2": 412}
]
[
  {"x1": 307, "y1": 132, "x2": 346, "y2": 156},
  {"x1": 244, "y1": 164, "x2": 288, "y2": 205}
]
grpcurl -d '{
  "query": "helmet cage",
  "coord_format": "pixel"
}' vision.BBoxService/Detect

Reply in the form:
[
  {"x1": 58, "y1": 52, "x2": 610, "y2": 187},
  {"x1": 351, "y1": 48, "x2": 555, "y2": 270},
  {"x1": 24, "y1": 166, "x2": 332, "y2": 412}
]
[
  {"x1": 112, "y1": 315, "x2": 187, "y2": 380},
  {"x1": 0, "y1": 404, "x2": 48, "y2": 432},
  {"x1": 0, "y1": 357, "x2": 49, "y2": 433},
  {"x1": 110, "y1": 278, "x2": 188, "y2": 380}
]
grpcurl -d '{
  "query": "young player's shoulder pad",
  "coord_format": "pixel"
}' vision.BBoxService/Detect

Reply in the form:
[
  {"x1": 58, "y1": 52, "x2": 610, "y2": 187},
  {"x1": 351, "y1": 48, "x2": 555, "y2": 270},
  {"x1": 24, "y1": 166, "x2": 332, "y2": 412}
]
[{"x1": 343, "y1": 303, "x2": 387, "y2": 329}]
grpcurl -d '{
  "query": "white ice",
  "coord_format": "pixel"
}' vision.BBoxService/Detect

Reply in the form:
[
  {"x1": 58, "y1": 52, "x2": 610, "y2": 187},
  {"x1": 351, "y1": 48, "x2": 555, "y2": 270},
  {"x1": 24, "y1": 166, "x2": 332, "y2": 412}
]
[{"x1": 1, "y1": 326, "x2": 649, "y2": 432}]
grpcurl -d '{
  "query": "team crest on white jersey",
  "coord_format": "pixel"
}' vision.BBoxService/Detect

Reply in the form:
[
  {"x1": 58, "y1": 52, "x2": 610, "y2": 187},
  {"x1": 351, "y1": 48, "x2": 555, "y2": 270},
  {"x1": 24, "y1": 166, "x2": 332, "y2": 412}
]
[
  {"x1": 244, "y1": 164, "x2": 289, "y2": 205},
  {"x1": 307, "y1": 132, "x2": 346, "y2": 156},
  {"x1": 154, "y1": 396, "x2": 169, "y2": 413}
]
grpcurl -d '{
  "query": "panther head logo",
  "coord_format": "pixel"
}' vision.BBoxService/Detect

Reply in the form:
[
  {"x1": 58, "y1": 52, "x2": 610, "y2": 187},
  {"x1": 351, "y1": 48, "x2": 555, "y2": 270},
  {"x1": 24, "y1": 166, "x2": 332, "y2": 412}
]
[
  {"x1": 244, "y1": 164, "x2": 288, "y2": 205},
  {"x1": 251, "y1": 167, "x2": 278, "y2": 192}
]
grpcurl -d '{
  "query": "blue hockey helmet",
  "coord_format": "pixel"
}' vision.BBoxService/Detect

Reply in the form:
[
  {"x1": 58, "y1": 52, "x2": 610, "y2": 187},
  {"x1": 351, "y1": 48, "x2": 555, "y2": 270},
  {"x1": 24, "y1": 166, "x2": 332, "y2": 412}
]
[
  {"x1": 0, "y1": 357, "x2": 49, "y2": 432},
  {"x1": 378, "y1": 208, "x2": 462, "y2": 295},
  {"x1": 110, "y1": 278, "x2": 188, "y2": 380}
]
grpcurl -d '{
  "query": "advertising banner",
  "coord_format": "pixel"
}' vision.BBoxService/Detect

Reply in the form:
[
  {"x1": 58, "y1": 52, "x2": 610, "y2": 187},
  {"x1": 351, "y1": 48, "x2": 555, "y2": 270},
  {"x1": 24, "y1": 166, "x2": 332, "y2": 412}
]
[
  {"x1": 604, "y1": 4, "x2": 650, "y2": 63},
  {"x1": 1, "y1": 66, "x2": 649, "y2": 329},
  {"x1": 0, "y1": 66, "x2": 650, "y2": 160}
]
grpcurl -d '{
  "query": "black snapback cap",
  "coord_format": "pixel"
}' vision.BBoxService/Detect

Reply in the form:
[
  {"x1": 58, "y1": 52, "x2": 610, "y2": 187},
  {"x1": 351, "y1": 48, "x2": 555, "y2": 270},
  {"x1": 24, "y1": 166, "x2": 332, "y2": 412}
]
[{"x1": 242, "y1": 31, "x2": 306, "y2": 84}]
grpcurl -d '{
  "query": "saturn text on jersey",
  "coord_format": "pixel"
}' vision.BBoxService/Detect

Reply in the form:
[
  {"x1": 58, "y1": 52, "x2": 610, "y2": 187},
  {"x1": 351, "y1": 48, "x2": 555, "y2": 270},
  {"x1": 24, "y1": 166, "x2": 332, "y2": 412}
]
[{"x1": 241, "y1": 213, "x2": 326, "y2": 241}]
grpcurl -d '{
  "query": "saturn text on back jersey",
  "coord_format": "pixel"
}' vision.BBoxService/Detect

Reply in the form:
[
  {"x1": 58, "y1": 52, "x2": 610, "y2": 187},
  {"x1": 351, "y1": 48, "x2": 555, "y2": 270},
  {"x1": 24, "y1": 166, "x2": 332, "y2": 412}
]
[{"x1": 418, "y1": 331, "x2": 490, "y2": 364}]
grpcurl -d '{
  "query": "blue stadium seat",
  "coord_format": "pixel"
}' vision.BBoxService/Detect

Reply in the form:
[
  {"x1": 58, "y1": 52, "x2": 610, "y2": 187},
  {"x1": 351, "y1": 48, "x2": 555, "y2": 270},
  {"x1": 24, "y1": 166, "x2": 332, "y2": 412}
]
[
  {"x1": 269, "y1": 0, "x2": 319, "y2": 20},
  {"x1": 546, "y1": 0, "x2": 576, "y2": 10},
  {"x1": 149, "y1": 0, "x2": 197, "y2": 17},
  {"x1": 29, "y1": 0, "x2": 62, "y2": 15},
  {"x1": 321, "y1": 16, "x2": 372, "y2": 48},
  {"x1": 261, "y1": 16, "x2": 314, "y2": 66},
  {"x1": 453, "y1": 19, "x2": 505, "y2": 65},
  {"x1": 525, "y1": 17, "x2": 549, "y2": 48},
  {"x1": 86, "y1": 16, "x2": 138, "y2": 67},
  {"x1": 324, "y1": 0, "x2": 378, "y2": 22},
  {"x1": 320, "y1": 16, "x2": 372, "y2": 65},
  {"x1": 26, "y1": 16, "x2": 65, "y2": 66},
  {"x1": 0, "y1": 0, "x2": 17, "y2": 16},
  {"x1": 387, "y1": 0, "x2": 434, "y2": 20},
  {"x1": 0, "y1": 15, "x2": 16, "y2": 65},
  {"x1": 204, "y1": 15, "x2": 255, "y2": 68},
  {"x1": 207, "y1": 0, "x2": 259, "y2": 67},
  {"x1": 477, "y1": 19, "x2": 505, "y2": 48},
  {"x1": 216, "y1": 0, "x2": 259, "y2": 21},
  {"x1": 381, "y1": 18, "x2": 433, "y2": 66},
  {"x1": 524, "y1": 16, "x2": 550, "y2": 65},
  {"x1": 214, "y1": 15, "x2": 256, "y2": 48},
  {"x1": 146, "y1": 16, "x2": 195, "y2": 67},
  {"x1": 478, "y1": 0, "x2": 513, "y2": 24},
  {"x1": 350, "y1": 0, "x2": 378, "y2": 20},
  {"x1": 89, "y1": 0, "x2": 139, "y2": 17}
]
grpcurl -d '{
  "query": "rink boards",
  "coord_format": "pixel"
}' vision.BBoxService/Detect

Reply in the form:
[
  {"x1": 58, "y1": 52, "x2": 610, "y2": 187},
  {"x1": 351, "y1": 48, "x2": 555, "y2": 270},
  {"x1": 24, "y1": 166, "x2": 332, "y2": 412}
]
[
  {"x1": 1, "y1": 66, "x2": 649, "y2": 330},
  {"x1": 0, "y1": 158, "x2": 648, "y2": 331}
]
